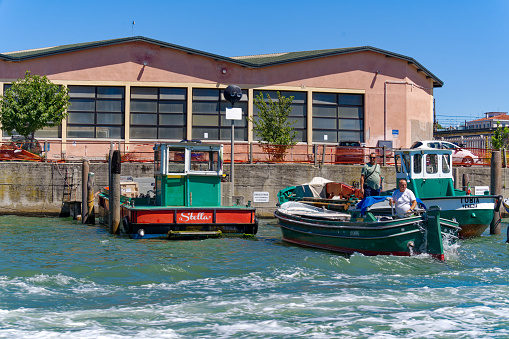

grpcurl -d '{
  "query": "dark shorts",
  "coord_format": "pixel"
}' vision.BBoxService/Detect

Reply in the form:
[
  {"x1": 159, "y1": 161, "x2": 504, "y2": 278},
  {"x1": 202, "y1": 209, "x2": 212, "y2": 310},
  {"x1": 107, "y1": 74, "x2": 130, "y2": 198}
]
[{"x1": 364, "y1": 185, "x2": 380, "y2": 197}]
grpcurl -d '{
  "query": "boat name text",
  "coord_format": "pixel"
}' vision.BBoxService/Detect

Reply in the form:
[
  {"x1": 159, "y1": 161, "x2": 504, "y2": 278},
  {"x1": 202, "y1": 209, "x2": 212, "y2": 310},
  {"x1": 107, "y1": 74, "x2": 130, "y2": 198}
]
[
  {"x1": 178, "y1": 212, "x2": 212, "y2": 222},
  {"x1": 460, "y1": 197, "x2": 479, "y2": 209}
]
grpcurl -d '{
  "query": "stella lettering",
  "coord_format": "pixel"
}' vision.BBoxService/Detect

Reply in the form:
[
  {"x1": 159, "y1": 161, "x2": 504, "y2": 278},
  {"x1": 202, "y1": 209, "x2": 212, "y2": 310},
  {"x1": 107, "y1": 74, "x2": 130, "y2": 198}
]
[{"x1": 178, "y1": 212, "x2": 211, "y2": 222}]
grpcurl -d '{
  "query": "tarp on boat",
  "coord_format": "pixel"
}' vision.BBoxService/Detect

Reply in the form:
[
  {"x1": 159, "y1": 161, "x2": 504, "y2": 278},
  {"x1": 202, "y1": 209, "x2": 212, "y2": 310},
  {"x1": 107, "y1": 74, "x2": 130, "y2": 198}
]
[{"x1": 296, "y1": 177, "x2": 333, "y2": 199}]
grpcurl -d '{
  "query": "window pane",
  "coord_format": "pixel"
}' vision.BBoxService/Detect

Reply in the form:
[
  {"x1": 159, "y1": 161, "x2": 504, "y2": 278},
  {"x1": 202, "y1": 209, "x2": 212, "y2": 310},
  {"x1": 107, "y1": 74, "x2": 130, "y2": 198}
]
[
  {"x1": 292, "y1": 117, "x2": 306, "y2": 129},
  {"x1": 131, "y1": 87, "x2": 158, "y2": 100},
  {"x1": 97, "y1": 113, "x2": 123, "y2": 125},
  {"x1": 131, "y1": 113, "x2": 158, "y2": 125},
  {"x1": 97, "y1": 100, "x2": 124, "y2": 112},
  {"x1": 294, "y1": 130, "x2": 306, "y2": 142},
  {"x1": 97, "y1": 126, "x2": 122, "y2": 138},
  {"x1": 193, "y1": 102, "x2": 219, "y2": 114},
  {"x1": 193, "y1": 114, "x2": 219, "y2": 126},
  {"x1": 69, "y1": 86, "x2": 95, "y2": 98},
  {"x1": 131, "y1": 100, "x2": 157, "y2": 113},
  {"x1": 313, "y1": 93, "x2": 336, "y2": 105},
  {"x1": 338, "y1": 119, "x2": 362, "y2": 130},
  {"x1": 339, "y1": 107, "x2": 363, "y2": 119},
  {"x1": 35, "y1": 125, "x2": 60, "y2": 138},
  {"x1": 160, "y1": 88, "x2": 186, "y2": 100},
  {"x1": 414, "y1": 154, "x2": 422, "y2": 174},
  {"x1": 97, "y1": 87, "x2": 124, "y2": 99},
  {"x1": 159, "y1": 101, "x2": 186, "y2": 113},
  {"x1": 313, "y1": 130, "x2": 337, "y2": 143},
  {"x1": 220, "y1": 128, "x2": 247, "y2": 141},
  {"x1": 220, "y1": 90, "x2": 248, "y2": 102},
  {"x1": 313, "y1": 105, "x2": 337, "y2": 117},
  {"x1": 68, "y1": 112, "x2": 95, "y2": 124},
  {"x1": 193, "y1": 128, "x2": 219, "y2": 140},
  {"x1": 313, "y1": 118, "x2": 336, "y2": 129},
  {"x1": 338, "y1": 94, "x2": 363, "y2": 106},
  {"x1": 67, "y1": 126, "x2": 95, "y2": 138},
  {"x1": 130, "y1": 127, "x2": 157, "y2": 139},
  {"x1": 338, "y1": 131, "x2": 362, "y2": 141},
  {"x1": 220, "y1": 115, "x2": 247, "y2": 127},
  {"x1": 69, "y1": 99, "x2": 95, "y2": 112},
  {"x1": 193, "y1": 89, "x2": 219, "y2": 101},
  {"x1": 160, "y1": 114, "x2": 185, "y2": 126},
  {"x1": 159, "y1": 127, "x2": 185, "y2": 140},
  {"x1": 289, "y1": 104, "x2": 306, "y2": 117}
]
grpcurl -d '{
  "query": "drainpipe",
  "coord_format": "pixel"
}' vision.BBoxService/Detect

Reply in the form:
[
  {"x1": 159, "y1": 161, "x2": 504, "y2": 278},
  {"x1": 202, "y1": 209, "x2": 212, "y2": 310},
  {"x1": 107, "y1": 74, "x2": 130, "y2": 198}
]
[{"x1": 384, "y1": 81, "x2": 432, "y2": 141}]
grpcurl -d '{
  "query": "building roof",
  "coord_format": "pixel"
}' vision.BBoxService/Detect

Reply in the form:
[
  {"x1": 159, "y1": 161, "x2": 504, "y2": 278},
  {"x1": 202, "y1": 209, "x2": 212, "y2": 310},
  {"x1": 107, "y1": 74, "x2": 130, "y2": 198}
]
[
  {"x1": 469, "y1": 114, "x2": 509, "y2": 122},
  {"x1": 0, "y1": 36, "x2": 443, "y2": 87}
]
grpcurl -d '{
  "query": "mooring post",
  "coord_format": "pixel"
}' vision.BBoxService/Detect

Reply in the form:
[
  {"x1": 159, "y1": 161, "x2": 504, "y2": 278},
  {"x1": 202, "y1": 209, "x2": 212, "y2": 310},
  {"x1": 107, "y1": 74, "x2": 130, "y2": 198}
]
[
  {"x1": 81, "y1": 160, "x2": 89, "y2": 224},
  {"x1": 462, "y1": 173, "x2": 469, "y2": 192},
  {"x1": 87, "y1": 172, "x2": 95, "y2": 225},
  {"x1": 110, "y1": 150, "x2": 121, "y2": 234},
  {"x1": 490, "y1": 150, "x2": 502, "y2": 235},
  {"x1": 503, "y1": 148, "x2": 507, "y2": 168},
  {"x1": 314, "y1": 144, "x2": 318, "y2": 166},
  {"x1": 108, "y1": 143, "x2": 114, "y2": 230}
]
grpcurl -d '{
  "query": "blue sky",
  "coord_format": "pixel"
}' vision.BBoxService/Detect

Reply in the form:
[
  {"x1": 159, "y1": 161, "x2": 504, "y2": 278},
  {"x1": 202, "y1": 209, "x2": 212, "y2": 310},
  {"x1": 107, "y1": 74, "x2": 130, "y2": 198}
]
[{"x1": 1, "y1": 0, "x2": 508, "y2": 127}]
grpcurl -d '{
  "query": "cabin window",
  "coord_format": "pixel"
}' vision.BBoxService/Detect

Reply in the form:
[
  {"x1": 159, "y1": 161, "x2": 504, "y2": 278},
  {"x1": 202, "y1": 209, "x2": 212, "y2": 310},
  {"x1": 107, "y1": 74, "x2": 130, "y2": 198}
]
[
  {"x1": 402, "y1": 154, "x2": 411, "y2": 173},
  {"x1": 443, "y1": 154, "x2": 451, "y2": 173},
  {"x1": 413, "y1": 154, "x2": 422, "y2": 174},
  {"x1": 154, "y1": 147, "x2": 161, "y2": 174},
  {"x1": 189, "y1": 150, "x2": 220, "y2": 172},
  {"x1": 426, "y1": 154, "x2": 439, "y2": 174},
  {"x1": 167, "y1": 148, "x2": 186, "y2": 173},
  {"x1": 395, "y1": 154, "x2": 401, "y2": 173}
]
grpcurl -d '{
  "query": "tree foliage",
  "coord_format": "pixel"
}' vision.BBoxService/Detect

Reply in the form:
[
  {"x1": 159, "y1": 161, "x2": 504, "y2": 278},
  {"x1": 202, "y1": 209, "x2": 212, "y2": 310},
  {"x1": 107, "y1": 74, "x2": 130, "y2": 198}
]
[
  {"x1": 251, "y1": 91, "x2": 297, "y2": 145},
  {"x1": 491, "y1": 122, "x2": 509, "y2": 149},
  {"x1": 0, "y1": 71, "x2": 70, "y2": 140},
  {"x1": 250, "y1": 91, "x2": 297, "y2": 161}
]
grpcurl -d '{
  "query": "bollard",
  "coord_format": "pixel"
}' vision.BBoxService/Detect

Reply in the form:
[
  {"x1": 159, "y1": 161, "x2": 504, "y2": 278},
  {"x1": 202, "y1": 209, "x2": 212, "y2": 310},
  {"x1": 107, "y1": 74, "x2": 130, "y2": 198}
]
[
  {"x1": 110, "y1": 150, "x2": 121, "y2": 234},
  {"x1": 490, "y1": 150, "x2": 502, "y2": 235},
  {"x1": 87, "y1": 172, "x2": 95, "y2": 225},
  {"x1": 81, "y1": 160, "x2": 89, "y2": 224}
]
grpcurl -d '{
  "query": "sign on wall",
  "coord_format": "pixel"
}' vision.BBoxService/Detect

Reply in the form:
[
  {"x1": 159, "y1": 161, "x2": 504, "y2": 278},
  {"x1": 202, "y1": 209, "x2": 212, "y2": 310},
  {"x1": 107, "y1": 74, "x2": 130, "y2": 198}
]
[{"x1": 253, "y1": 191, "x2": 270, "y2": 203}]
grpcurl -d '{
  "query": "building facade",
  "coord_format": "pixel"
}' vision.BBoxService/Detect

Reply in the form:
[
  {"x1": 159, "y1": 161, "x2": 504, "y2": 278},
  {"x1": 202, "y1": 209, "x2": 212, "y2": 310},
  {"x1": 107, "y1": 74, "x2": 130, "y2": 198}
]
[{"x1": 0, "y1": 36, "x2": 442, "y2": 152}]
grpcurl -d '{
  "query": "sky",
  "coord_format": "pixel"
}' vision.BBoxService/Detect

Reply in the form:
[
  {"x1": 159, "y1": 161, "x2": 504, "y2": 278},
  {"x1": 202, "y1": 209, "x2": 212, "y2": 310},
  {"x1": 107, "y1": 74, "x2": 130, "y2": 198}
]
[{"x1": 1, "y1": 0, "x2": 508, "y2": 127}]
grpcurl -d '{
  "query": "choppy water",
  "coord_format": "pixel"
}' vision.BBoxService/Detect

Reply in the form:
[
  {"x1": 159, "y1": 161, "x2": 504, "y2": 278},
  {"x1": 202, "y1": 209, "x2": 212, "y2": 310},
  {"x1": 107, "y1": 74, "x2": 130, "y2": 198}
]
[{"x1": 0, "y1": 216, "x2": 508, "y2": 338}]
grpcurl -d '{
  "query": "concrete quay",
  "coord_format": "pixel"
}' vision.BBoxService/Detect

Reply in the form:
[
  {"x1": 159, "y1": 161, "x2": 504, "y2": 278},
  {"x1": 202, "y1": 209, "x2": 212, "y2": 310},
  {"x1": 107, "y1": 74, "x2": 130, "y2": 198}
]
[{"x1": 0, "y1": 162, "x2": 504, "y2": 218}]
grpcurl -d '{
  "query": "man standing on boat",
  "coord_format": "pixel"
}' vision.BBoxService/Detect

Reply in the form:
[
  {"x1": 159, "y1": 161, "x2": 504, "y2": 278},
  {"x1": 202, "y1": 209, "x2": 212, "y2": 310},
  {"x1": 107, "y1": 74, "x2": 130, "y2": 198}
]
[
  {"x1": 360, "y1": 153, "x2": 382, "y2": 197},
  {"x1": 391, "y1": 179, "x2": 417, "y2": 216}
]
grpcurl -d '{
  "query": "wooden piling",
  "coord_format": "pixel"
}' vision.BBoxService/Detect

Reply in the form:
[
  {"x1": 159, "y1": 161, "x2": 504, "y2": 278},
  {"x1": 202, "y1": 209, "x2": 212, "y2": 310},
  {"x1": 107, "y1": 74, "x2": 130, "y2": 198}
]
[
  {"x1": 110, "y1": 150, "x2": 121, "y2": 234},
  {"x1": 462, "y1": 173, "x2": 469, "y2": 192},
  {"x1": 490, "y1": 150, "x2": 502, "y2": 235},
  {"x1": 81, "y1": 160, "x2": 89, "y2": 224},
  {"x1": 87, "y1": 172, "x2": 95, "y2": 224}
]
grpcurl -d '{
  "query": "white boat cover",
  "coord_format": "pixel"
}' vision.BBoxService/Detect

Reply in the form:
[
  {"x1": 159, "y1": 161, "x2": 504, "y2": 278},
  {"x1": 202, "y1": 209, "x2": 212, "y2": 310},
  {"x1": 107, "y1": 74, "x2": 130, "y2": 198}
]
[
  {"x1": 302, "y1": 177, "x2": 334, "y2": 198},
  {"x1": 278, "y1": 201, "x2": 351, "y2": 221}
]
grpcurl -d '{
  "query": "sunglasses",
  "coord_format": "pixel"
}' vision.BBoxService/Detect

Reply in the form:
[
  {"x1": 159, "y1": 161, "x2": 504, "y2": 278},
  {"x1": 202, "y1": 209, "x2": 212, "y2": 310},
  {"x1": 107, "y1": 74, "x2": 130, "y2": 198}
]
[{"x1": 370, "y1": 157, "x2": 376, "y2": 159}]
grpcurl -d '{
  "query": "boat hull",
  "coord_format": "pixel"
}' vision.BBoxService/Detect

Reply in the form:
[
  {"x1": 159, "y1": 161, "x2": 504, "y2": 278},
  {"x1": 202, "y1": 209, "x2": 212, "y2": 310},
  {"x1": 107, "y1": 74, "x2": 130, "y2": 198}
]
[
  {"x1": 420, "y1": 196, "x2": 499, "y2": 238},
  {"x1": 275, "y1": 209, "x2": 459, "y2": 260},
  {"x1": 98, "y1": 196, "x2": 257, "y2": 239}
]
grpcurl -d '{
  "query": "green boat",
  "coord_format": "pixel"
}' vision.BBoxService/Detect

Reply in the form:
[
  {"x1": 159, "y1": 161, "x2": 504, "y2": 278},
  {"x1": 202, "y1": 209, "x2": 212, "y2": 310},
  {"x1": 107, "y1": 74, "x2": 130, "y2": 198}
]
[
  {"x1": 275, "y1": 201, "x2": 460, "y2": 261},
  {"x1": 394, "y1": 149, "x2": 502, "y2": 238}
]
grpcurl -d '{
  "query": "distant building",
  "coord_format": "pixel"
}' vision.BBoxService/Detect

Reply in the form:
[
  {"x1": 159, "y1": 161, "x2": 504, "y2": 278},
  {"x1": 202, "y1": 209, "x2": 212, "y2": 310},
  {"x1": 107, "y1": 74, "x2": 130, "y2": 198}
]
[{"x1": 466, "y1": 112, "x2": 509, "y2": 129}]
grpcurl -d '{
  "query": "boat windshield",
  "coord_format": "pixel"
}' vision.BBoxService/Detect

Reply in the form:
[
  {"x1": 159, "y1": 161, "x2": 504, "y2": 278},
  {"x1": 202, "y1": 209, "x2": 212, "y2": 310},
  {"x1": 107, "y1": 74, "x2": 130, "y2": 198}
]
[
  {"x1": 168, "y1": 148, "x2": 186, "y2": 173},
  {"x1": 190, "y1": 151, "x2": 220, "y2": 172}
]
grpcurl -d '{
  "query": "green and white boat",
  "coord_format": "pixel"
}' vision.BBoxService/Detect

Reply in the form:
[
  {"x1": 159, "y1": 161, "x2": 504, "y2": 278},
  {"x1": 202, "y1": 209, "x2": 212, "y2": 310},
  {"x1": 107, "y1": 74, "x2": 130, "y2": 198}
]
[{"x1": 394, "y1": 149, "x2": 502, "y2": 238}]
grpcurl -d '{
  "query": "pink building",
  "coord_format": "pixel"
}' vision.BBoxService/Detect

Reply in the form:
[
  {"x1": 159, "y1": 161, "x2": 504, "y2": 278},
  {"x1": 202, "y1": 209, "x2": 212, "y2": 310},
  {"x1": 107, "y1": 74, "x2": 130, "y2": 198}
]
[{"x1": 0, "y1": 36, "x2": 442, "y2": 155}]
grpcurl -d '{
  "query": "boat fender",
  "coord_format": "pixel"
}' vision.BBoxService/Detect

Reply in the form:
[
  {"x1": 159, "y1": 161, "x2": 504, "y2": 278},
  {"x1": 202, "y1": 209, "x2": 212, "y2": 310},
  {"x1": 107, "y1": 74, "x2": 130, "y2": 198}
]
[
  {"x1": 494, "y1": 195, "x2": 503, "y2": 213},
  {"x1": 407, "y1": 241, "x2": 414, "y2": 249},
  {"x1": 253, "y1": 217, "x2": 259, "y2": 235},
  {"x1": 138, "y1": 229, "x2": 145, "y2": 237},
  {"x1": 122, "y1": 216, "x2": 131, "y2": 234}
]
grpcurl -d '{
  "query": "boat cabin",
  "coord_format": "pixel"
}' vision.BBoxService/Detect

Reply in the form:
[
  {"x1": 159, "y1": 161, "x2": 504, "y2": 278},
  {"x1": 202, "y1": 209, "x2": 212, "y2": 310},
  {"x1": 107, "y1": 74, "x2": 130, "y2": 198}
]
[
  {"x1": 153, "y1": 143, "x2": 224, "y2": 207},
  {"x1": 394, "y1": 149, "x2": 457, "y2": 199}
]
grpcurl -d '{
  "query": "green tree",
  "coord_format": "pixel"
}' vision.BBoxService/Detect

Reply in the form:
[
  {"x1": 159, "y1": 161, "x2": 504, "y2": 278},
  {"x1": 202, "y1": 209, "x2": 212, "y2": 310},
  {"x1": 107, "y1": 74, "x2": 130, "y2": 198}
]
[
  {"x1": 0, "y1": 71, "x2": 70, "y2": 142},
  {"x1": 491, "y1": 122, "x2": 509, "y2": 149},
  {"x1": 250, "y1": 91, "x2": 297, "y2": 161}
]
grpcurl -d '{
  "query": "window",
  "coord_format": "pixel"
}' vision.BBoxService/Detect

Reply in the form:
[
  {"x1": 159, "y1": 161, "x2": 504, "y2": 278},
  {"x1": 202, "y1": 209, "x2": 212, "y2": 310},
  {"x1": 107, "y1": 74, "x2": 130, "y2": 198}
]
[
  {"x1": 253, "y1": 90, "x2": 306, "y2": 142},
  {"x1": 426, "y1": 154, "x2": 439, "y2": 174},
  {"x1": 67, "y1": 86, "x2": 124, "y2": 138},
  {"x1": 312, "y1": 93, "x2": 364, "y2": 143},
  {"x1": 443, "y1": 154, "x2": 451, "y2": 173},
  {"x1": 413, "y1": 154, "x2": 422, "y2": 174},
  {"x1": 192, "y1": 89, "x2": 247, "y2": 141},
  {"x1": 130, "y1": 87, "x2": 186, "y2": 140}
]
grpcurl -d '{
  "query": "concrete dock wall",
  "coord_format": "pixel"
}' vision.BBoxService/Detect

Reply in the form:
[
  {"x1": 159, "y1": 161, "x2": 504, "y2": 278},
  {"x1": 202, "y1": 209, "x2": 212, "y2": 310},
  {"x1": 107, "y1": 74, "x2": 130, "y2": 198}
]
[{"x1": 0, "y1": 162, "x2": 504, "y2": 217}]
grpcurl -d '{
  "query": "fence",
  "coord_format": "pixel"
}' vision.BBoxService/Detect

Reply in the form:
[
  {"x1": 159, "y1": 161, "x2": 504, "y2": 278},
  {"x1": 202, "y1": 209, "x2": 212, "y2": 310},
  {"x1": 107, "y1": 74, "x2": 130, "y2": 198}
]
[{"x1": 0, "y1": 139, "x2": 505, "y2": 167}]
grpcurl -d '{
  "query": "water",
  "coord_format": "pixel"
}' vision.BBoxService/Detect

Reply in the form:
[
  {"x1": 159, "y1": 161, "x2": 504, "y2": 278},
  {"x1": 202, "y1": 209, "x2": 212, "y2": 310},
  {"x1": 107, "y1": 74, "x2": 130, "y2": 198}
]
[{"x1": 0, "y1": 216, "x2": 508, "y2": 338}]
